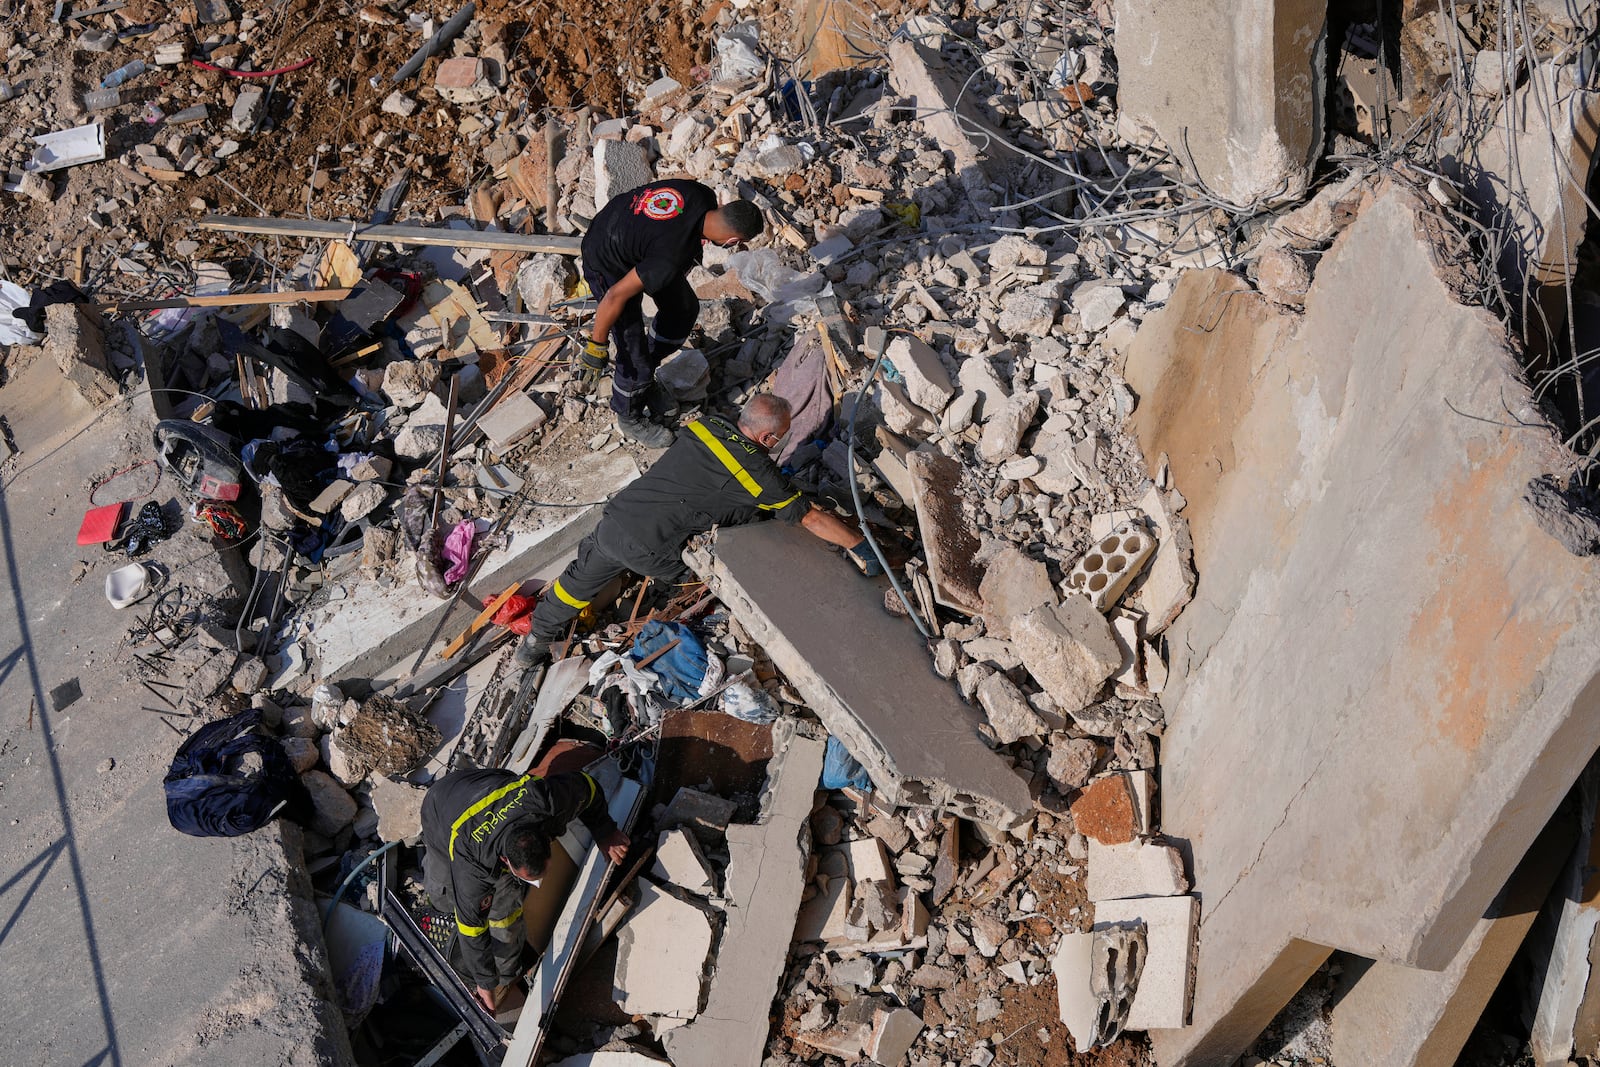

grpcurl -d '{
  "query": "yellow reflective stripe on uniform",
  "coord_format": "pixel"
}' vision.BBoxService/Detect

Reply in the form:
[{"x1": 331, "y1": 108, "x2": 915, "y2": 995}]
[
  {"x1": 582, "y1": 773, "x2": 597, "y2": 808},
  {"x1": 552, "y1": 579, "x2": 589, "y2": 610},
  {"x1": 488, "y1": 907, "x2": 524, "y2": 929},
  {"x1": 448, "y1": 775, "x2": 531, "y2": 860},
  {"x1": 687, "y1": 420, "x2": 764, "y2": 500},
  {"x1": 758, "y1": 490, "x2": 802, "y2": 512},
  {"x1": 457, "y1": 916, "x2": 488, "y2": 936}
]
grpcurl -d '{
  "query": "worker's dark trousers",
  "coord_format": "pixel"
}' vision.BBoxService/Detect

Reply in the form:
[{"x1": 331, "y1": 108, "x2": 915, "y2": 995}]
[
  {"x1": 583, "y1": 266, "x2": 699, "y2": 417},
  {"x1": 529, "y1": 520, "x2": 691, "y2": 640},
  {"x1": 421, "y1": 836, "x2": 528, "y2": 988}
]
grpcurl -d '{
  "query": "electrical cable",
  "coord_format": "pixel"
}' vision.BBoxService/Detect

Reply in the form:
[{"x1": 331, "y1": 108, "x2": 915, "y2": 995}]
[{"x1": 844, "y1": 342, "x2": 930, "y2": 640}]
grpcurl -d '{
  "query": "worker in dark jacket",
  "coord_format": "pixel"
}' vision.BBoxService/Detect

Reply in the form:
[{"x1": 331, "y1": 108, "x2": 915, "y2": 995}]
[
  {"x1": 421, "y1": 767, "x2": 629, "y2": 1010},
  {"x1": 573, "y1": 179, "x2": 765, "y2": 447},
  {"x1": 517, "y1": 394, "x2": 882, "y2": 667}
]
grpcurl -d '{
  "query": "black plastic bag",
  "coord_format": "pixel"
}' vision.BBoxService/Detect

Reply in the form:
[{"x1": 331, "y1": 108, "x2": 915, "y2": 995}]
[{"x1": 124, "y1": 501, "x2": 174, "y2": 557}]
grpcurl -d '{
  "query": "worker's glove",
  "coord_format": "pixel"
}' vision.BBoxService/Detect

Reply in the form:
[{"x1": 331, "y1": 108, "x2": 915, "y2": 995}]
[
  {"x1": 846, "y1": 539, "x2": 884, "y2": 577},
  {"x1": 574, "y1": 338, "x2": 608, "y2": 393}
]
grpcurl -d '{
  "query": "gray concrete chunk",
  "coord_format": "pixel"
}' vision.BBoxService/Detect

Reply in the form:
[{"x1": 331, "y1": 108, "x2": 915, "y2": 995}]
[
  {"x1": 1011, "y1": 599, "x2": 1121, "y2": 714},
  {"x1": 662, "y1": 722, "x2": 826, "y2": 1067},
  {"x1": 886, "y1": 334, "x2": 954, "y2": 414},
  {"x1": 690, "y1": 524, "x2": 1031, "y2": 827},
  {"x1": 614, "y1": 880, "x2": 714, "y2": 1019}
]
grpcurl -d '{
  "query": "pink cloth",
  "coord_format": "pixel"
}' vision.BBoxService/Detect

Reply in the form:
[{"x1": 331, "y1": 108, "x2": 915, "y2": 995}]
[{"x1": 442, "y1": 520, "x2": 478, "y2": 584}]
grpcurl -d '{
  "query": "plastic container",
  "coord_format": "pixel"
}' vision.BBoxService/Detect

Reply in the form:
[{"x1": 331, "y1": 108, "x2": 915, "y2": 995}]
[
  {"x1": 0, "y1": 80, "x2": 17, "y2": 102},
  {"x1": 105, "y1": 563, "x2": 151, "y2": 609},
  {"x1": 83, "y1": 87, "x2": 121, "y2": 111},
  {"x1": 100, "y1": 59, "x2": 146, "y2": 89}
]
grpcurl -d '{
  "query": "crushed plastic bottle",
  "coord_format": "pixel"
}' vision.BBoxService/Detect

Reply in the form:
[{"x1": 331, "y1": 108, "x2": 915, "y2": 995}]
[
  {"x1": 100, "y1": 59, "x2": 146, "y2": 89},
  {"x1": 83, "y1": 87, "x2": 121, "y2": 111}
]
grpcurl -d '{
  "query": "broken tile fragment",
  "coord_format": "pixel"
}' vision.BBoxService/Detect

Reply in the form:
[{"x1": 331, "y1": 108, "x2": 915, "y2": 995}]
[
  {"x1": 1071, "y1": 773, "x2": 1139, "y2": 845},
  {"x1": 1086, "y1": 838, "x2": 1188, "y2": 901}
]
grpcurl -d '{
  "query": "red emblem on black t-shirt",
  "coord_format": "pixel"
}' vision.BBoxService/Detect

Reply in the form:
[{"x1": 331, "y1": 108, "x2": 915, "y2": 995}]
[{"x1": 634, "y1": 187, "x2": 685, "y2": 220}]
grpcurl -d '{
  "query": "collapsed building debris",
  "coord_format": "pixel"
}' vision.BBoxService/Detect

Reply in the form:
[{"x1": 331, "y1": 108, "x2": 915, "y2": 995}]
[{"x1": 6, "y1": 0, "x2": 1600, "y2": 1061}]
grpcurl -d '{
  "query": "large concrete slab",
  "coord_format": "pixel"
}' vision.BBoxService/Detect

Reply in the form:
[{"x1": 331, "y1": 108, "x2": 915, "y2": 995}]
[
  {"x1": 1114, "y1": 0, "x2": 1324, "y2": 206},
  {"x1": 1330, "y1": 801, "x2": 1577, "y2": 1066},
  {"x1": 305, "y1": 449, "x2": 639, "y2": 684},
  {"x1": 690, "y1": 523, "x2": 1033, "y2": 827},
  {"x1": 663, "y1": 720, "x2": 827, "y2": 1067},
  {"x1": 1119, "y1": 183, "x2": 1600, "y2": 1064}
]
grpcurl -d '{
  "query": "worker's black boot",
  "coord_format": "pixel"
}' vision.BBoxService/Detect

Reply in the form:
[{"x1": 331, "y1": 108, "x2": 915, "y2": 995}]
[
  {"x1": 515, "y1": 634, "x2": 555, "y2": 668},
  {"x1": 641, "y1": 381, "x2": 680, "y2": 421},
  {"x1": 616, "y1": 412, "x2": 675, "y2": 448}
]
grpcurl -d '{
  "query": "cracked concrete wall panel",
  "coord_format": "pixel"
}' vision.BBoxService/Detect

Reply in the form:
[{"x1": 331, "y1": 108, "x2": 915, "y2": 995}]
[{"x1": 1116, "y1": 0, "x2": 1324, "y2": 205}]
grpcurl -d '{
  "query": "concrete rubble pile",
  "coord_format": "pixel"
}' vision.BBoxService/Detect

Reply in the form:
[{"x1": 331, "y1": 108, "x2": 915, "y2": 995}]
[{"x1": 8, "y1": 0, "x2": 1600, "y2": 1060}]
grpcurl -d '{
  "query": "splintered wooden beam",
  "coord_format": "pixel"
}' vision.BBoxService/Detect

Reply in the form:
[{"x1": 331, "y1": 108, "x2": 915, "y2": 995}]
[
  {"x1": 440, "y1": 582, "x2": 523, "y2": 660},
  {"x1": 198, "y1": 214, "x2": 583, "y2": 256},
  {"x1": 95, "y1": 288, "x2": 353, "y2": 312}
]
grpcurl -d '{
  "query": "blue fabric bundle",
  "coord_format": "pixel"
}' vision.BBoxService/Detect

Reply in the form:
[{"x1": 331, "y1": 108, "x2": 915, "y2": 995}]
[{"x1": 629, "y1": 620, "x2": 712, "y2": 704}]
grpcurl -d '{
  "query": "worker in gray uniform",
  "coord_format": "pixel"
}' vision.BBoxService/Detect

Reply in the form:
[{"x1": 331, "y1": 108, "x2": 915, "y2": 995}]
[{"x1": 517, "y1": 393, "x2": 882, "y2": 667}]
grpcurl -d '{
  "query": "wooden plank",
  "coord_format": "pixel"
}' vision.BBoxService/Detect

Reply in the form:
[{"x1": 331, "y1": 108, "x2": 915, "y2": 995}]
[
  {"x1": 96, "y1": 288, "x2": 353, "y2": 312},
  {"x1": 198, "y1": 214, "x2": 583, "y2": 256},
  {"x1": 315, "y1": 241, "x2": 362, "y2": 288},
  {"x1": 440, "y1": 583, "x2": 521, "y2": 660},
  {"x1": 423, "y1": 278, "x2": 501, "y2": 355}
]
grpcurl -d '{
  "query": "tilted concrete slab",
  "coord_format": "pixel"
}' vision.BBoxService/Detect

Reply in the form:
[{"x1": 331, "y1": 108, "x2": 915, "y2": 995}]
[
  {"x1": 1330, "y1": 805, "x2": 1576, "y2": 1067},
  {"x1": 663, "y1": 720, "x2": 827, "y2": 1067},
  {"x1": 887, "y1": 38, "x2": 1006, "y2": 209},
  {"x1": 689, "y1": 523, "x2": 1033, "y2": 827},
  {"x1": 1114, "y1": 0, "x2": 1324, "y2": 206},
  {"x1": 305, "y1": 449, "x2": 639, "y2": 684},
  {"x1": 1119, "y1": 183, "x2": 1600, "y2": 1065}
]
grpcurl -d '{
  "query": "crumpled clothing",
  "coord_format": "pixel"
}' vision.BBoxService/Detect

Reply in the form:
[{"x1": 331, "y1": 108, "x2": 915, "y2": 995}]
[
  {"x1": 628, "y1": 621, "x2": 724, "y2": 705},
  {"x1": 11, "y1": 279, "x2": 89, "y2": 334},
  {"x1": 399, "y1": 486, "x2": 448, "y2": 598},
  {"x1": 441, "y1": 520, "x2": 477, "y2": 584},
  {"x1": 821, "y1": 735, "x2": 873, "y2": 791},
  {"x1": 164, "y1": 708, "x2": 310, "y2": 837},
  {"x1": 720, "y1": 678, "x2": 779, "y2": 724},
  {"x1": 772, "y1": 331, "x2": 831, "y2": 465}
]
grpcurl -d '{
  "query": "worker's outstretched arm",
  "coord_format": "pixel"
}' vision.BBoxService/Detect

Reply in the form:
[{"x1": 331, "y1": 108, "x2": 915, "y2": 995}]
[
  {"x1": 800, "y1": 506, "x2": 884, "y2": 576},
  {"x1": 590, "y1": 269, "x2": 647, "y2": 345},
  {"x1": 800, "y1": 505, "x2": 864, "y2": 548}
]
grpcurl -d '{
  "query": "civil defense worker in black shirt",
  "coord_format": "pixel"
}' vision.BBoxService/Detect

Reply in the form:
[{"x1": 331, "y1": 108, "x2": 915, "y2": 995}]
[{"x1": 573, "y1": 178, "x2": 764, "y2": 447}]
